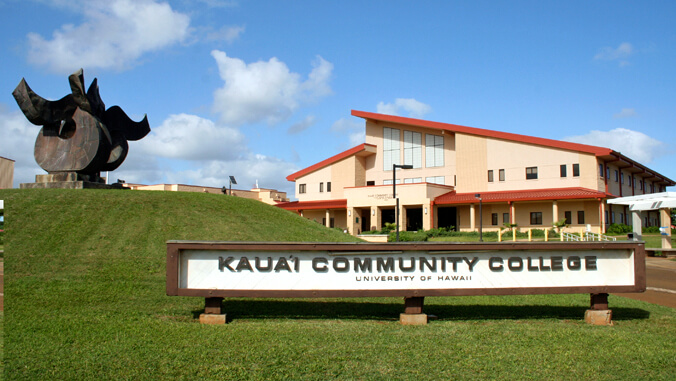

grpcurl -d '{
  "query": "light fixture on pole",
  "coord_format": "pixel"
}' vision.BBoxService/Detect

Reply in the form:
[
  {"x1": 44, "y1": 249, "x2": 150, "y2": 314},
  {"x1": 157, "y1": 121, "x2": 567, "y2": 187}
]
[
  {"x1": 475, "y1": 193, "x2": 483, "y2": 242},
  {"x1": 229, "y1": 176, "x2": 237, "y2": 195},
  {"x1": 393, "y1": 164, "x2": 413, "y2": 242}
]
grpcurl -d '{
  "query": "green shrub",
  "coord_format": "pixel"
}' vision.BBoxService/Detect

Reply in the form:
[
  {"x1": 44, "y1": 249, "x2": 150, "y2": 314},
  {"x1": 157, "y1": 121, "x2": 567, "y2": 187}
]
[
  {"x1": 643, "y1": 226, "x2": 660, "y2": 234},
  {"x1": 607, "y1": 223, "x2": 632, "y2": 235}
]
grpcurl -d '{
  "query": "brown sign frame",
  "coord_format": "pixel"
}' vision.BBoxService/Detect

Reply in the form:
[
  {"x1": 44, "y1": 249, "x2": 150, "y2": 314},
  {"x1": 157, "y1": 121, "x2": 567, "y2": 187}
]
[{"x1": 166, "y1": 241, "x2": 646, "y2": 299}]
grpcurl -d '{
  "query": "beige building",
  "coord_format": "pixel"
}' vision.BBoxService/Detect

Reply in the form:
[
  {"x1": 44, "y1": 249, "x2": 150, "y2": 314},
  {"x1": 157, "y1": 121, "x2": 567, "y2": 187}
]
[
  {"x1": 278, "y1": 110, "x2": 674, "y2": 235},
  {"x1": 0, "y1": 156, "x2": 15, "y2": 189},
  {"x1": 124, "y1": 183, "x2": 288, "y2": 205}
]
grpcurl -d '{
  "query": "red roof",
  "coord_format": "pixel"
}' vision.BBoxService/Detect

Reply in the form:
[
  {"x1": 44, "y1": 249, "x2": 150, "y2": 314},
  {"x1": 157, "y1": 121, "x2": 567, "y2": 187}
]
[
  {"x1": 351, "y1": 110, "x2": 613, "y2": 157},
  {"x1": 276, "y1": 199, "x2": 348, "y2": 211},
  {"x1": 286, "y1": 143, "x2": 376, "y2": 181},
  {"x1": 435, "y1": 187, "x2": 609, "y2": 205}
]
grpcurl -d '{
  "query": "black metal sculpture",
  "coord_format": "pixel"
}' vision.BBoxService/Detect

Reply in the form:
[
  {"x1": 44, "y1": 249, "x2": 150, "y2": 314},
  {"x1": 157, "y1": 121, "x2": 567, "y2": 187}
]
[{"x1": 12, "y1": 69, "x2": 150, "y2": 183}]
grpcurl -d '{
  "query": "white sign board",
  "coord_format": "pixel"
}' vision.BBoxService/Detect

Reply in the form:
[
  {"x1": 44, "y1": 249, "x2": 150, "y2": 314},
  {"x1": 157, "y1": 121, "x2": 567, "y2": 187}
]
[{"x1": 167, "y1": 242, "x2": 645, "y2": 297}]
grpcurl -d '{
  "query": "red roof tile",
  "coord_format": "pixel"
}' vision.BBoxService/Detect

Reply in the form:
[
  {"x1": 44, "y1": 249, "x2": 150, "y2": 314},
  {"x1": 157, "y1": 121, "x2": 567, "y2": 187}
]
[
  {"x1": 277, "y1": 199, "x2": 347, "y2": 211},
  {"x1": 286, "y1": 143, "x2": 376, "y2": 181},
  {"x1": 351, "y1": 110, "x2": 613, "y2": 156},
  {"x1": 434, "y1": 187, "x2": 609, "y2": 205}
]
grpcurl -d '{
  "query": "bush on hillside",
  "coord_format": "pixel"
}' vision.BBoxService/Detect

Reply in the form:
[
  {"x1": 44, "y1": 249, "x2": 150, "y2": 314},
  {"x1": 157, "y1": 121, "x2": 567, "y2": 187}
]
[{"x1": 607, "y1": 223, "x2": 632, "y2": 235}]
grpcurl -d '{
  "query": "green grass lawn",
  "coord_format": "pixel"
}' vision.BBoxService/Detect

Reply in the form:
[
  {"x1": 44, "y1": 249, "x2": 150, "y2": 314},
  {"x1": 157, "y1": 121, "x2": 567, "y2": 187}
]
[{"x1": 1, "y1": 189, "x2": 675, "y2": 380}]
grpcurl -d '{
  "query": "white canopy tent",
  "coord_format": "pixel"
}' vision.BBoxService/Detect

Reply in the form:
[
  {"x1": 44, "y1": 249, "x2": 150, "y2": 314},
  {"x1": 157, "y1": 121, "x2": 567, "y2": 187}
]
[{"x1": 607, "y1": 192, "x2": 675, "y2": 248}]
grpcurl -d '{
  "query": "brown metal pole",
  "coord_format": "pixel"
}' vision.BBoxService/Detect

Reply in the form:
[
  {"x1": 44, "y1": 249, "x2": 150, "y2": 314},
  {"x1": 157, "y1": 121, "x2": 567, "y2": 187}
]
[
  {"x1": 590, "y1": 293, "x2": 609, "y2": 310},
  {"x1": 404, "y1": 296, "x2": 424, "y2": 314},
  {"x1": 204, "y1": 297, "x2": 224, "y2": 314}
]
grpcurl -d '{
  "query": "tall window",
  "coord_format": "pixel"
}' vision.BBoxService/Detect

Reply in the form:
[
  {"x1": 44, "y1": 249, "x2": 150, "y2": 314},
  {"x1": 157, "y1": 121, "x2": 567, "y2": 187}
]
[
  {"x1": 425, "y1": 134, "x2": 444, "y2": 167},
  {"x1": 564, "y1": 211, "x2": 572, "y2": 225},
  {"x1": 599, "y1": 163, "x2": 604, "y2": 177},
  {"x1": 299, "y1": 184, "x2": 306, "y2": 194},
  {"x1": 503, "y1": 213, "x2": 510, "y2": 224},
  {"x1": 530, "y1": 212, "x2": 543, "y2": 225},
  {"x1": 560, "y1": 164, "x2": 567, "y2": 177},
  {"x1": 499, "y1": 169, "x2": 505, "y2": 181},
  {"x1": 573, "y1": 163, "x2": 580, "y2": 177},
  {"x1": 327, "y1": 182, "x2": 331, "y2": 192},
  {"x1": 614, "y1": 170, "x2": 619, "y2": 182},
  {"x1": 383, "y1": 127, "x2": 400, "y2": 170},
  {"x1": 404, "y1": 131, "x2": 422, "y2": 168},
  {"x1": 526, "y1": 167, "x2": 538, "y2": 180},
  {"x1": 491, "y1": 213, "x2": 498, "y2": 225},
  {"x1": 319, "y1": 182, "x2": 324, "y2": 192},
  {"x1": 488, "y1": 170, "x2": 494, "y2": 182},
  {"x1": 577, "y1": 211, "x2": 585, "y2": 224}
]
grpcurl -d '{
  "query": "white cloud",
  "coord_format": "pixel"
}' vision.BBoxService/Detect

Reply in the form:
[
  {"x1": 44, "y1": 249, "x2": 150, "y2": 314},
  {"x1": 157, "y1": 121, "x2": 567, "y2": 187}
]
[
  {"x1": 594, "y1": 42, "x2": 634, "y2": 67},
  {"x1": 331, "y1": 117, "x2": 364, "y2": 146},
  {"x1": 138, "y1": 113, "x2": 247, "y2": 161},
  {"x1": 376, "y1": 98, "x2": 431, "y2": 118},
  {"x1": 0, "y1": 105, "x2": 46, "y2": 187},
  {"x1": 613, "y1": 108, "x2": 637, "y2": 119},
  {"x1": 206, "y1": 25, "x2": 245, "y2": 43},
  {"x1": 165, "y1": 154, "x2": 298, "y2": 194},
  {"x1": 564, "y1": 128, "x2": 668, "y2": 164},
  {"x1": 211, "y1": 51, "x2": 333, "y2": 126},
  {"x1": 287, "y1": 115, "x2": 316, "y2": 134},
  {"x1": 26, "y1": 0, "x2": 191, "y2": 73}
]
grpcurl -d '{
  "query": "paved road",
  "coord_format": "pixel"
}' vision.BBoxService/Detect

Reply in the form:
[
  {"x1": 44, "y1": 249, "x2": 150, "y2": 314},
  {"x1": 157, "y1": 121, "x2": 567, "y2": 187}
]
[{"x1": 615, "y1": 256, "x2": 676, "y2": 308}]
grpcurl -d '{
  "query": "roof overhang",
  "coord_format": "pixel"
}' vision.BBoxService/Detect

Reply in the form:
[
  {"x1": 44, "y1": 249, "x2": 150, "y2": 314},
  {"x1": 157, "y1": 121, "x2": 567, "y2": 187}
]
[
  {"x1": 286, "y1": 143, "x2": 376, "y2": 182},
  {"x1": 435, "y1": 187, "x2": 609, "y2": 205},
  {"x1": 276, "y1": 199, "x2": 347, "y2": 211},
  {"x1": 607, "y1": 192, "x2": 676, "y2": 211}
]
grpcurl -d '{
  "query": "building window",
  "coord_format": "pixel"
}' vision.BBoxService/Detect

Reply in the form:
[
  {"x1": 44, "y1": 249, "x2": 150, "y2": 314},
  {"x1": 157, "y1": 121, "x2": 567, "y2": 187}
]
[
  {"x1": 383, "y1": 127, "x2": 400, "y2": 170},
  {"x1": 573, "y1": 163, "x2": 580, "y2": 177},
  {"x1": 488, "y1": 170, "x2": 494, "y2": 182},
  {"x1": 614, "y1": 170, "x2": 619, "y2": 182},
  {"x1": 327, "y1": 182, "x2": 331, "y2": 192},
  {"x1": 404, "y1": 177, "x2": 422, "y2": 184},
  {"x1": 577, "y1": 211, "x2": 585, "y2": 224},
  {"x1": 564, "y1": 211, "x2": 572, "y2": 225},
  {"x1": 560, "y1": 164, "x2": 567, "y2": 177},
  {"x1": 503, "y1": 213, "x2": 510, "y2": 224},
  {"x1": 299, "y1": 184, "x2": 306, "y2": 194},
  {"x1": 526, "y1": 167, "x2": 538, "y2": 180},
  {"x1": 530, "y1": 212, "x2": 543, "y2": 225},
  {"x1": 404, "y1": 130, "x2": 422, "y2": 168},
  {"x1": 499, "y1": 169, "x2": 505, "y2": 181},
  {"x1": 492, "y1": 213, "x2": 498, "y2": 225},
  {"x1": 621, "y1": 172, "x2": 624, "y2": 184},
  {"x1": 425, "y1": 176, "x2": 445, "y2": 185},
  {"x1": 367, "y1": 181, "x2": 375, "y2": 186},
  {"x1": 425, "y1": 134, "x2": 444, "y2": 167},
  {"x1": 599, "y1": 163, "x2": 604, "y2": 177},
  {"x1": 606, "y1": 167, "x2": 610, "y2": 179},
  {"x1": 319, "y1": 182, "x2": 324, "y2": 192}
]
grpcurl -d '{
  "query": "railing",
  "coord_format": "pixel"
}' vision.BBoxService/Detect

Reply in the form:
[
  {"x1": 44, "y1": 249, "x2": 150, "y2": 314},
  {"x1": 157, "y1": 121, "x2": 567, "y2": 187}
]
[{"x1": 562, "y1": 231, "x2": 616, "y2": 242}]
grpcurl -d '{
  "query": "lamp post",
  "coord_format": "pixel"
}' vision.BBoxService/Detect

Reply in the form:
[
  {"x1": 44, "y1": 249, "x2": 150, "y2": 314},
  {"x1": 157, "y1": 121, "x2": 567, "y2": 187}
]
[
  {"x1": 475, "y1": 193, "x2": 483, "y2": 242},
  {"x1": 229, "y1": 176, "x2": 237, "y2": 195},
  {"x1": 393, "y1": 164, "x2": 413, "y2": 242}
]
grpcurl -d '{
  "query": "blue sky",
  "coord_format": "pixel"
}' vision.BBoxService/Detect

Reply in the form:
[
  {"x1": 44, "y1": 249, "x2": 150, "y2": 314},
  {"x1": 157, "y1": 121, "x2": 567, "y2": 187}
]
[{"x1": 1, "y1": 0, "x2": 675, "y2": 195}]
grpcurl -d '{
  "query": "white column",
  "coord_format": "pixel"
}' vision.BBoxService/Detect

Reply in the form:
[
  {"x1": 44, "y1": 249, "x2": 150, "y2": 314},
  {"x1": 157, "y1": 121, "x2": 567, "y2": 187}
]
[
  {"x1": 661, "y1": 208, "x2": 672, "y2": 249},
  {"x1": 470, "y1": 204, "x2": 476, "y2": 231},
  {"x1": 325, "y1": 209, "x2": 331, "y2": 228}
]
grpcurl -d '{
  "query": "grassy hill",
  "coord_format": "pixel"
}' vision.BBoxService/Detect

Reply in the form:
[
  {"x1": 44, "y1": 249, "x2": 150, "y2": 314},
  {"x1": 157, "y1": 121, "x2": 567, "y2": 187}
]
[{"x1": 1, "y1": 189, "x2": 675, "y2": 380}]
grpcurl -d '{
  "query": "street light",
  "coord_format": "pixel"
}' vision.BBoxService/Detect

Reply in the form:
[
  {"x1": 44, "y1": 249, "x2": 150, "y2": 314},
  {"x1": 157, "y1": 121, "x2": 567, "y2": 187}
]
[
  {"x1": 475, "y1": 193, "x2": 483, "y2": 242},
  {"x1": 393, "y1": 164, "x2": 413, "y2": 242},
  {"x1": 229, "y1": 176, "x2": 237, "y2": 195}
]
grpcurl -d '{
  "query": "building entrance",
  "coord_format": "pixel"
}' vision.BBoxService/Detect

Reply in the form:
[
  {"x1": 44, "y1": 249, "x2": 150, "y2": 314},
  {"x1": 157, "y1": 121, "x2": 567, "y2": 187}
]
[
  {"x1": 360, "y1": 208, "x2": 371, "y2": 234},
  {"x1": 437, "y1": 207, "x2": 458, "y2": 231},
  {"x1": 406, "y1": 207, "x2": 423, "y2": 231},
  {"x1": 381, "y1": 208, "x2": 395, "y2": 229}
]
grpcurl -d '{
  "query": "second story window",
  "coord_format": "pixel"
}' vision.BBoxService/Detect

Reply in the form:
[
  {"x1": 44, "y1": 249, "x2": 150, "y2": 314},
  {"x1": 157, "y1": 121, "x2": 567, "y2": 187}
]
[
  {"x1": 299, "y1": 184, "x2": 306, "y2": 194},
  {"x1": 526, "y1": 167, "x2": 538, "y2": 180},
  {"x1": 327, "y1": 182, "x2": 331, "y2": 192},
  {"x1": 560, "y1": 164, "x2": 567, "y2": 177},
  {"x1": 499, "y1": 169, "x2": 505, "y2": 181},
  {"x1": 573, "y1": 163, "x2": 580, "y2": 177},
  {"x1": 488, "y1": 170, "x2": 494, "y2": 182},
  {"x1": 383, "y1": 127, "x2": 401, "y2": 170},
  {"x1": 425, "y1": 134, "x2": 444, "y2": 167},
  {"x1": 319, "y1": 182, "x2": 324, "y2": 192},
  {"x1": 404, "y1": 131, "x2": 422, "y2": 168}
]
